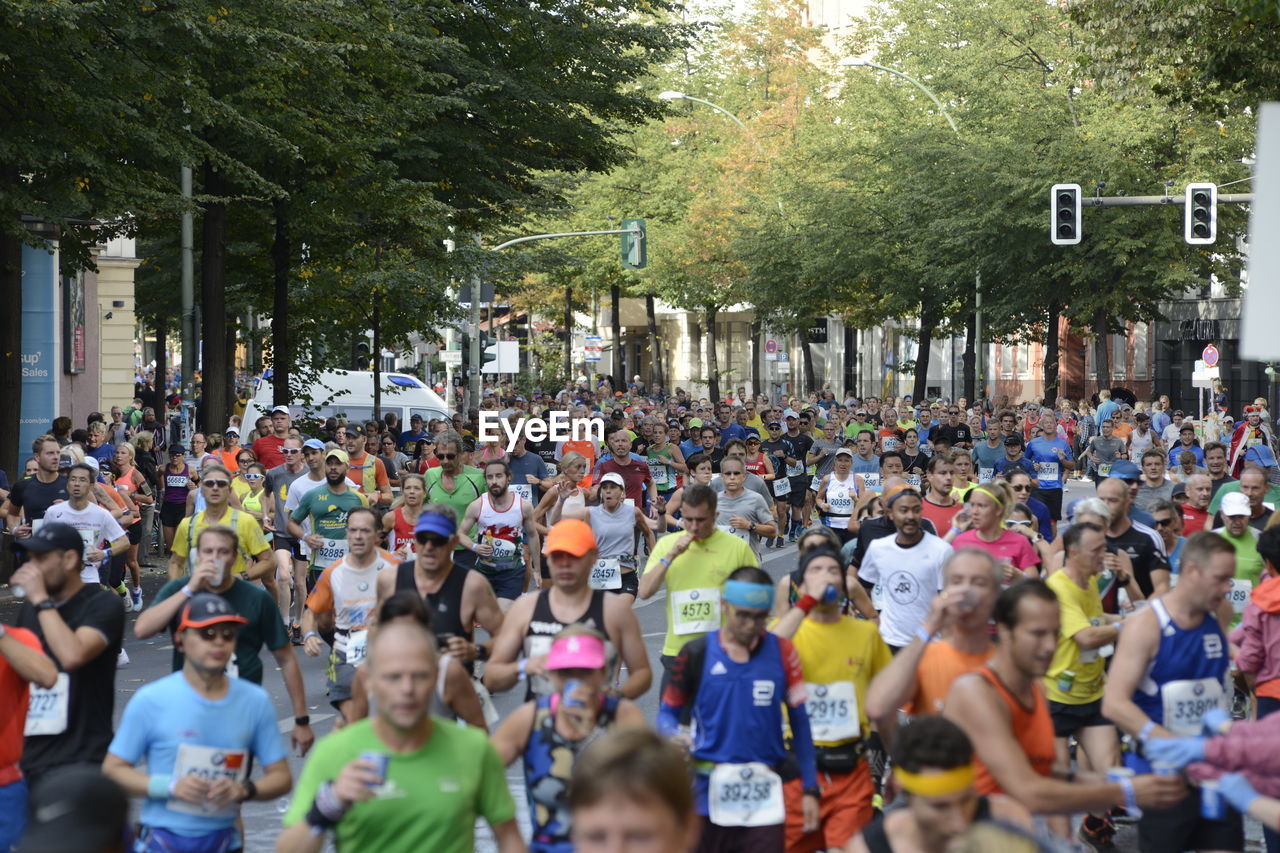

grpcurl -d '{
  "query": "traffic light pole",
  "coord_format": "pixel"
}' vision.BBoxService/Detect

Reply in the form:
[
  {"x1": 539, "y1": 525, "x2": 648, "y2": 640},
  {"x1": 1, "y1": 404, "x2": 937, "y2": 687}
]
[
  {"x1": 1082, "y1": 193, "x2": 1253, "y2": 207},
  {"x1": 463, "y1": 224, "x2": 646, "y2": 415}
]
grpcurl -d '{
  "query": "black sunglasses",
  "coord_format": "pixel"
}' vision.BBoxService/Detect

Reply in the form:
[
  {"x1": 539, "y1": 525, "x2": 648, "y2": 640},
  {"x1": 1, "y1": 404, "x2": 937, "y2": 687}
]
[
  {"x1": 202, "y1": 479, "x2": 231, "y2": 488},
  {"x1": 193, "y1": 625, "x2": 237, "y2": 642},
  {"x1": 439, "y1": 453, "x2": 458, "y2": 460},
  {"x1": 1154, "y1": 517, "x2": 1176, "y2": 527},
  {"x1": 416, "y1": 532, "x2": 450, "y2": 547}
]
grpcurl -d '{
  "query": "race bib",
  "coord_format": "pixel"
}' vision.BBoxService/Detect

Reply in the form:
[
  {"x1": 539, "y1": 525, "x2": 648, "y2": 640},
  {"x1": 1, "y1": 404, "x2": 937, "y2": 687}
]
[
  {"x1": 510, "y1": 484, "x2": 533, "y2": 503},
  {"x1": 978, "y1": 467, "x2": 994, "y2": 483},
  {"x1": 166, "y1": 474, "x2": 190, "y2": 488},
  {"x1": 717, "y1": 523, "x2": 750, "y2": 541},
  {"x1": 589, "y1": 558, "x2": 622, "y2": 591},
  {"x1": 25, "y1": 673, "x2": 70, "y2": 736},
  {"x1": 772, "y1": 477, "x2": 791, "y2": 497},
  {"x1": 804, "y1": 681, "x2": 859, "y2": 742},
  {"x1": 786, "y1": 461, "x2": 804, "y2": 477},
  {"x1": 78, "y1": 529, "x2": 99, "y2": 563},
  {"x1": 881, "y1": 437, "x2": 901, "y2": 452},
  {"x1": 487, "y1": 536, "x2": 518, "y2": 559},
  {"x1": 314, "y1": 538, "x2": 349, "y2": 565},
  {"x1": 1035, "y1": 461, "x2": 1059, "y2": 482},
  {"x1": 708, "y1": 763, "x2": 785, "y2": 828},
  {"x1": 648, "y1": 460, "x2": 669, "y2": 487},
  {"x1": 1098, "y1": 463, "x2": 1112, "y2": 477},
  {"x1": 169, "y1": 744, "x2": 249, "y2": 818},
  {"x1": 345, "y1": 629, "x2": 369, "y2": 666},
  {"x1": 1162, "y1": 677, "x2": 1225, "y2": 736},
  {"x1": 828, "y1": 492, "x2": 854, "y2": 514},
  {"x1": 671, "y1": 587, "x2": 721, "y2": 635},
  {"x1": 1229, "y1": 578, "x2": 1253, "y2": 614},
  {"x1": 906, "y1": 474, "x2": 922, "y2": 489},
  {"x1": 860, "y1": 473, "x2": 882, "y2": 493},
  {"x1": 809, "y1": 475, "x2": 822, "y2": 492}
]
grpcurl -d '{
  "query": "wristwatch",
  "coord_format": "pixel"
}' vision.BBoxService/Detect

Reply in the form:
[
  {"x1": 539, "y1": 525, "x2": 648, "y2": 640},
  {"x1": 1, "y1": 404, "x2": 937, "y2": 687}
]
[
  {"x1": 749, "y1": 522, "x2": 757, "y2": 534},
  {"x1": 475, "y1": 643, "x2": 490, "y2": 662},
  {"x1": 240, "y1": 779, "x2": 258, "y2": 802},
  {"x1": 295, "y1": 715, "x2": 311, "y2": 727},
  {"x1": 35, "y1": 599, "x2": 58, "y2": 612}
]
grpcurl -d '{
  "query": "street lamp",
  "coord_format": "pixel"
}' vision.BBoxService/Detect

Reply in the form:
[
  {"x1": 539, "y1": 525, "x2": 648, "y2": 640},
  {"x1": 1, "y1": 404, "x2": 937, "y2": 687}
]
[
  {"x1": 658, "y1": 91, "x2": 749, "y2": 131},
  {"x1": 840, "y1": 55, "x2": 980, "y2": 399}
]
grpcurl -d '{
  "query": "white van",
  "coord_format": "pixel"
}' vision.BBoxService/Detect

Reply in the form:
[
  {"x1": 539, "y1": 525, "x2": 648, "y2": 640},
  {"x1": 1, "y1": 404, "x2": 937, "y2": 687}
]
[{"x1": 242, "y1": 370, "x2": 452, "y2": 432}]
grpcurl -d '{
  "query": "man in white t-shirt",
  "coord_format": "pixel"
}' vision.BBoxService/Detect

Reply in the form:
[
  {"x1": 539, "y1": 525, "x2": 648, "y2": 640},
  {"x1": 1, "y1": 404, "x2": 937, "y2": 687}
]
[
  {"x1": 857, "y1": 485, "x2": 953, "y2": 650},
  {"x1": 283, "y1": 440, "x2": 329, "y2": 567},
  {"x1": 43, "y1": 462, "x2": 128, "y2": 585}
]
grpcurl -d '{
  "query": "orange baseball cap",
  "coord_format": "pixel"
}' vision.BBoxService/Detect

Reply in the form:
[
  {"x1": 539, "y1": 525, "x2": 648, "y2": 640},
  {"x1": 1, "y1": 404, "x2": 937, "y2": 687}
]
[{"x1": 545, "y1": 519, "x2": 597, "y2": 557}]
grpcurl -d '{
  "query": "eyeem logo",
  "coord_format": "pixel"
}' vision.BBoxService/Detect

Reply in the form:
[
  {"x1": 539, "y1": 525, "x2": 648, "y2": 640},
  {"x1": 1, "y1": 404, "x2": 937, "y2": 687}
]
[{"x1": 477, "y1": 411, "x2": 605, "y2": 453}]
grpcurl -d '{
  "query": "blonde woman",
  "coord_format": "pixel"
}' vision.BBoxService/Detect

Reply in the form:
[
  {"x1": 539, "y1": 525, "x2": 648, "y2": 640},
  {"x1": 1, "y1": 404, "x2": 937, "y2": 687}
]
[
  {"x1": 533, "y1": 451, "x2": 589, "y2": 533},
  {"x1": 948, "y1": 480, "x2": 1040, "y2": 582},
  {"x1": 383, "y1": 472, "x2": 427, "y2": 556}
]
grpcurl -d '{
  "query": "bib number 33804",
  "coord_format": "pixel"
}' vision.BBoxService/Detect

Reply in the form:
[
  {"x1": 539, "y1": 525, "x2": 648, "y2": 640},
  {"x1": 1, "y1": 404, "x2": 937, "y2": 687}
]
[{"x1": 709, "y1": 762, "x2": 784, "y2": 828}]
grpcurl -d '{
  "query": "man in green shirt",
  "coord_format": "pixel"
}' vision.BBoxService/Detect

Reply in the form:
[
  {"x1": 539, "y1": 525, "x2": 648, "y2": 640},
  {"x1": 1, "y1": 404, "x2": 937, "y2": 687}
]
[
  {"x1": 278, "y1": 621, "x2": 521, "y2": 853},
  {"x1": 287, "y1": 448, "x2": 368, "y2": 584},
  {"x1": 1212, "y1": 491, "x2": 1262, "y2": 622},
  {"x1": 422, "y1": 430, "x2": 486, "y2": 569}
]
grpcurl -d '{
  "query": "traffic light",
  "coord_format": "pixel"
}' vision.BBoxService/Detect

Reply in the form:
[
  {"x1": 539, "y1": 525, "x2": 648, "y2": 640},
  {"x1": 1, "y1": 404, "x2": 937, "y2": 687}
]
[
  {"x1": 1185, "y1": 182, "x2": 1217, "y2": 245},
  {"x1": 621, "y1": 218, "x2": 646, "y2": 269},
  {"x1": 352, "y1": 340, "x2": 372, "y2": 370},
  {"x1": 1050, "y1": 184, "x2": 1082, "y2": 246}
]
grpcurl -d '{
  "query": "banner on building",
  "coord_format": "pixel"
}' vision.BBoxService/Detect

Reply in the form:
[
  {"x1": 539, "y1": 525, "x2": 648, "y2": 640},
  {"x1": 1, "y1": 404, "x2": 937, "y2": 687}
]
[{"x1": 21, "y1": 244, "x2": 59, "y2": 459}]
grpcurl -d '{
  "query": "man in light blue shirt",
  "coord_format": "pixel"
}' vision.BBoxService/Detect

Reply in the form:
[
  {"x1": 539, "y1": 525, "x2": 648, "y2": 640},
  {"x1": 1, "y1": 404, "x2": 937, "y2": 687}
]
[{"x1": 1027, "y1": 412, "x2": 1074, "y2": 521}]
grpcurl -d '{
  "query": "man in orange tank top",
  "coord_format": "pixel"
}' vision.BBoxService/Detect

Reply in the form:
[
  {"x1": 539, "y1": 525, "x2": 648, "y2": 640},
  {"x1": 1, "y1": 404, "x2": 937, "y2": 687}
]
[{"x1": 942, "y1": 581, "x2": 1186, "y2": 824}]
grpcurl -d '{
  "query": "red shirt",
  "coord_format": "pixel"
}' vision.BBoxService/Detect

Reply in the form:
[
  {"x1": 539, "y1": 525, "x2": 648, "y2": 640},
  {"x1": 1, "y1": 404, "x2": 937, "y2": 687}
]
[
  {"x1": 252, "y1": 434, "x2": 286, "y2": 469},
  {"x1": 1182, "y1": 504, "x2": 1210, "y2": 536},
  {"x1": 1, "y1": 626, "x2": 44, "y2": 770},
  {"x1": 921, "y1": 497, "x2": 963, "y2": 537},
  {"x1": 595, "y1": 456, "x2": 653, "y2": 506}
]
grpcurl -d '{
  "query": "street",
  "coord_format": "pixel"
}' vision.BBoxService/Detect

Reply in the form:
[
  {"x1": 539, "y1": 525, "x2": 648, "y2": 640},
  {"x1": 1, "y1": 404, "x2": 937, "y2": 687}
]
[{"x1": 2, "y1": 476, "x2": 1267, "y2": 851}]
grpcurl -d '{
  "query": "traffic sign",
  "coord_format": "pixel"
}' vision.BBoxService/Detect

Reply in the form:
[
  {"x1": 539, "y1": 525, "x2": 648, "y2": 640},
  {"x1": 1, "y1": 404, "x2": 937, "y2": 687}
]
[
  {"x1": 1202, "y1": 344, "x2": 1220, "y2": 367},
  {"x1": 440, "y1": 350, "x2": 462, "y2": 366},
  {"x1": 777, "y1": 351, "x2": 789, "y2": 363},
  {"x1": 765, "y1": 339, "x2": 778, "y2": 354},
  {"x1": 584, "y1": 335, "x2": 603, "y2": 363}
]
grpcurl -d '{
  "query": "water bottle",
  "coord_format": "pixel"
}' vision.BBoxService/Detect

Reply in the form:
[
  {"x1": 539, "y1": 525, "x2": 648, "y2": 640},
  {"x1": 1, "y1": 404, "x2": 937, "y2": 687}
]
[{"x1": 1056, "y1": 669, "x2": 1075, "y2": 694}]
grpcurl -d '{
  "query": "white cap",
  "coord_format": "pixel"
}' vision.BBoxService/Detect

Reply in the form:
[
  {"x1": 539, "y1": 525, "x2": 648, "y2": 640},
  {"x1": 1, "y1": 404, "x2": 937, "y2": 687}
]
[
  {"x1": 599, "y1": 472, "x2": 626, "y2": 489},
  {"x1": 1221, "y1": 491, "x2": 1252, "y2": 517},
  {"x1": 271, "y1": 405, "x2": 290, "y2": 415},
  {"x1": 225, "y1": 426, "x2": 239, "y2": 435},
  {"x1": 82, "y1": 456, "x2": 100, "y2": 471}
]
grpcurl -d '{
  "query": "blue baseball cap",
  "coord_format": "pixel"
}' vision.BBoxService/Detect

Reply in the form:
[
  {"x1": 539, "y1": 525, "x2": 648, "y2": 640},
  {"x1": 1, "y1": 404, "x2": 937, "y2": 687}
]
[
  {"x1": 1245, "y1": 444, "x2": 1278, "y2": 468},
  {"x1": 1106, "y1": 460, "x2": 1142, "y2": 481},
  {"x1": 414, "y1": 511, "x2": 457, "y2": 538},
  {"x1": 302, "y1": 438, "x2": 325, "y2": 451}
]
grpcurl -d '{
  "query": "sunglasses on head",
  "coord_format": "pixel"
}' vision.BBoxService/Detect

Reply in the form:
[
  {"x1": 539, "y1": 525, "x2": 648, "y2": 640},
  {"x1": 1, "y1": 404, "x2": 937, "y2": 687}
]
[
  {"x1": 203, "y1": 479, "x2": 231, "y2": 488},
  {"x1": 192, "y1": 625, "x2": 237, "y2": 642},
  {"x1": 416, "y1": 532, "x2": 449, "y2": 547}
]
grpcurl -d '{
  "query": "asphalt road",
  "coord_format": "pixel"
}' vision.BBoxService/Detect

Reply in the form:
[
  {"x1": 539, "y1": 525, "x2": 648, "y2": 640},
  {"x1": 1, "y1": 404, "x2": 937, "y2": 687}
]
[{"x1": 1, "y1": 476, "x2": 1265, "y2": 851}]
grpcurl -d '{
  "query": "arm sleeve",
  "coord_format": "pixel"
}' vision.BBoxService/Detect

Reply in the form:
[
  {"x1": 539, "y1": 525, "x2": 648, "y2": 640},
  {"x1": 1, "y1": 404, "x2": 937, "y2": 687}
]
[
  {"x1": 787, "y1": 701, "x2": 819, "y2": 790},
  {"x1": 658, "y1": 643, "x2": 696, "y2": 736}
]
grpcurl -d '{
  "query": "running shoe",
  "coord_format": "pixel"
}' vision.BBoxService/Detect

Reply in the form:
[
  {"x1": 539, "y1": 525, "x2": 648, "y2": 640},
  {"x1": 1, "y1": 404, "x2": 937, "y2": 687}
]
[
  {"x1": 117, "y1": 648, "x2": 130, "y2": 668},
  {"x1": 291, "y1": 625, "x2": 303, "y2": 646},
  {"x1": 1078, "y1": 814, "x2": 1117, "y2": 852},
  {"x1": 131, "y1": 587, "x2": 143, "y2": 611}
]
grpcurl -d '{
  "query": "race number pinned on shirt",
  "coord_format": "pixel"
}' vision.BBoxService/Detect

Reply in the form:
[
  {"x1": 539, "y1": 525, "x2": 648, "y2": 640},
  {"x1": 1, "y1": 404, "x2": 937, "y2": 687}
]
[
  {"x1": 860, "y1": 473, "x2": 882, "y2": 493},
  {"x1": 671, "y1": 588, "x2": 721, "y2": 635},
  {"x1": 510, "y1": 484, "x2": 533, "y2": 503},
  {"x1": 1229, "y1": 578, "x2": 1253, "y2": 614},
  {"x1": 772, "y1": 477, "x2": 791, "y2": 497},
  {"x1": 786, "y1": 460, "x2": 804, "y2": 477},
  {"x1": 1098, "y1": 464, "x2": 1112, "y2": 478},
  {"x1": 1162, "y1": 678, "x2": 1225, "y2": 736},
  {"x1": 716, "y1": 523, "x2": 749, "y2": 541},
  {"x1": 169, "y1": 744, "x2": 250, "y2": 818},
  {"x1": 905, "y1": 474, "x2": 922, "y2": 489},
  {"x1": 25, "y1": 673, "x2": 70, "y2": 736},
  {"x1": 708, "y1": 763, "x2": 785, "y2": 828},
  {"x1": 809, "y1": 475, "x2": 822, "y2": 492},
  {"x1": 978, "y1": 467, "x2": 994, "y2": 483},
  {"x1": 804, "y1": 681, "x2": 859, "y2": 742},
  {"x1": 345, "y1": 630, "x2": 369, "y2": 666},
  {"x1": 648, "y1": 460, "x2": 669, "y2": 487},
  {"x1": 1035, "y1": 462, "x2": 1059, "y2": 483},
  {"x1": 314, "y1": 538, "x2": 349, "y2": 565},
  {"x1": 589, "y1": 558, "x2": 622, "y2": 591}
]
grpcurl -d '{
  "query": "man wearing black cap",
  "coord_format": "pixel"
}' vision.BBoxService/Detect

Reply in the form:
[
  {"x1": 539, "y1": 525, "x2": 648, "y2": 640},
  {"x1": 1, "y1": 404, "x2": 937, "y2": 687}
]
[
  {"x1": 19, "y1": 767, "x2": 129, "y2": 853},
  {"x1": 105, "y1": 593, "x2": 292, "y2": 850},
  {"x1": 10, "y1": 522, "x2": 125, "y2": 788},
  {"x1": 398, "y1": 413, "x2": 427, "y2": 454},
  {"x1": 993, "y1": 434, "x2": 1036, "y2": 481}
]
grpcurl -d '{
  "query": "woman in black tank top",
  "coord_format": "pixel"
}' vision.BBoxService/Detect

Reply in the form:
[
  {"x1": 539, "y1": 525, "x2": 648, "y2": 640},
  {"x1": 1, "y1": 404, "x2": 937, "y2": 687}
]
[{"x1": 394, "y1": 561, "x2": 474, "y2": 662}]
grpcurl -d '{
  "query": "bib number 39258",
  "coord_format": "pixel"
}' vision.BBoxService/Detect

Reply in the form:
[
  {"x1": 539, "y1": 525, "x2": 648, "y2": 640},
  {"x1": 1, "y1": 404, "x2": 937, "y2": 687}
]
[
  {"x1": 708, "y1": 763, "x2": 784, "y2": 828},
  {"x1": 671, "y1": 588, "x2": 721, "y2": 635},
  {"x1": 25, "y1": 673, "x2": 70, "y2": 736}
]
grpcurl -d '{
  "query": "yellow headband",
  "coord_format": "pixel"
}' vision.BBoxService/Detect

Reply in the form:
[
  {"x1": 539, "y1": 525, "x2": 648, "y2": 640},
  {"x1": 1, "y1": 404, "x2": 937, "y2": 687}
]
[
  {"x1": 972, "y1": 486, "x2": 1004, "y2": 507},
  {"x1": 895, "y1": 765, "x2": 976, "y2": 798}
]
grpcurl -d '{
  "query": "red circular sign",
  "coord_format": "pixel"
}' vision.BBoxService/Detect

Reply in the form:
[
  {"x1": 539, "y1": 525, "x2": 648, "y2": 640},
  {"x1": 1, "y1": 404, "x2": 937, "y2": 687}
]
[
  {"x1": 765, "y1": 339, "x2": 778, "y2": 354},
  {"x1": 1202, "y1": 344, "x2": 1219, "y2": 367}
]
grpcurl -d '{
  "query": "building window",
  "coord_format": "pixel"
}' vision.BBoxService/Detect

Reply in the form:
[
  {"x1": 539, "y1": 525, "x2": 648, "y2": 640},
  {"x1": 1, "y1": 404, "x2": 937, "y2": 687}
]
[
  {"x1": 1000, "y1": 345, "x2": 1013, "y2": 379},
  {"x1": 1111, "y1": 333, "x2": 1128, "y2": 380},
  {"x1": 1017, "y1": 344, "x2": 1030, "y2": 380},
  {"x1": 1133, "y1": 322, "x2": 1149, "y2": 380}
]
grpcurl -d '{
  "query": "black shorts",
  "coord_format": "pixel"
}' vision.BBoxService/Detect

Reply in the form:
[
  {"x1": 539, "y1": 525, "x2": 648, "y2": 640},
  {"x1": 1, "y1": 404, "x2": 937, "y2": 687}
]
[
  {"x1": 1048, "y1": 698, "x2": 1110, "y2": 737},
  {"x1": 125, "y1": 522, "x2": 143, "y2": 545},
  {"x1": 1137, "y1": 788, "x2": 1243, "y2": 853},
  {"x1": 273, "y1": 534, "x2": 300, "y2": 559},
  {"x1": 160, "y1": 502, "x2": 186, "y2": 528},
  {"x1": 786, "y1": 477, "x2": 808, "y2": 508},
  {"x1": 1033, "y1": 488, "x2": 1064, "y2": 520},
  {"x1": 608, "y1": 570, "x2": 640, "y2": 598},
  {"x1": 453, "y1": 548, "x2": 478, "y2": 570}
]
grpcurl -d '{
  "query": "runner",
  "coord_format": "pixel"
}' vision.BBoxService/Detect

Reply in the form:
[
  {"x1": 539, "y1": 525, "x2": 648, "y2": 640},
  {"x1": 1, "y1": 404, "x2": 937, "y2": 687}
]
[
  {"x1": 265, "y1": 436, "x2": 308, "y2": 633},
  {"x1": 2, "y1": 436, "x2": 69, "y2": 544},
  {"x1": 277, "y1": 621, "x2": 523, "y2": 852},
  {"x1": 343, "y1": 428, "x2": 394, "y2": 507},
  {"x1": 850, "y1": 716, "x2": 1031, "y2": 853},
  {"x1": 459, "y1": 459, "x2": 541, "y2": 609},
  {"x1": 485, "y1": 519, "x2": 650, "y2": 701},
  {"x1": 169, "y1": 464, "x2": 273, "y2": 583},
  {"x1": 1102, "y1": 531, "x2": 1244, "y2": 852},
  {"x1": 638, "y1": 483, "x2": 757, "y2": 688},
  {"x1": 287, "y1": 449, "x2": 369, "y2": 588},
  {"x1": 422, "y1": 430, "x2": 486, "y2": 569},
  {"x1": 815, "y1": 448, "x2": 861, "y2": 545},
  {"x1": 657, "y1": 566, "x2": 820, "y2": 851},
  {"x1": 944, "y1": 582, "x2": 1185, "y2": 820},
  {"x1": 103, "y1": 593, "x2": 292, "y2": 853},
  {"x1": 762, "y1": 422, "x2": 794, "y2": 547},
  {"x1": 282, "y1": 439, "x2": 330, "y2": 632},
  {"x1": 1168, "y1": 423, "x2": 1206, "y2": 469},
  {"x1": 491, "y1": 626, "x2": 645, "y2": 853},
  {"x1": 1213, "y1": 492, "x2": 1263, "y2": 617},
  {"x1": 1205, "y1": 441, "x2": 1237, "y2": 499},
  {"x1": 0, "y1": 596, "x2": 57, "y2": 850},
  {"x1": 383, "y1": 472, "x2": 426, "y2": 557},
  {"x1": 1212, "y1": 466, "x2": 1271, "y2": 532},
  {"x1": 1044, "y1": 522, "x2": 1125, "y2": 849},
  {"x1": 714, "y1": 457, "x2": 776, "y2": 560},
  {"x1": 592, "y1": 425, "x2": 657, "y2": 513},
  {"x1": 1095, "y1": 477, "x2": 1170, "y2": 598},
  {"x1": 972, "y1": 425, "x2": 1004, "y2": 483},
  {"x1": 41, "y1": 463, "x2": 129, "y2": 587},
  {"x1": 376, "y1": 505, "x2": 505, "y2": 675},
  {"x1": 251, "y1": 404, "x2": 292, "y2": 470},
  {"x1": 993, "y1": 434, "x2": 1035, "y2": 481},
  {"x1": 770, "y1": 547, "x2": 892, "y2": 851},
  {"x1": 780, "y1": 413, "x2": 813, "y2": 541},
  {"x1": 136, "y1": 524, "x2": 315, "y2": 754},
  {"x1": 858, "y1": 486, "x2": 953, "y2": 651},
  {"x1": 1027, "y1": 412, "x2": 1073, "y2": 521},
  {"x1": 568, "y1": 728, "x2": 699, "y2": 853},
  {"x1": 302, "y1": 507, "x2": 400, "y2": 723},
  {"x1": 1134, "y1": 447, "x2": 1175, "y2": 511},
  {"x1": 948, "y1": 481, "x2": 1039, "y2": 583},
  {"x1": 563, "y1": 473, "x2": 655, "y2": 601},
  {"x1": 11, "y1": 523, "x2": 125, "y2": 788},
  {"x1": 919, "y1": 454, "x2": 962, "y2": 537}
]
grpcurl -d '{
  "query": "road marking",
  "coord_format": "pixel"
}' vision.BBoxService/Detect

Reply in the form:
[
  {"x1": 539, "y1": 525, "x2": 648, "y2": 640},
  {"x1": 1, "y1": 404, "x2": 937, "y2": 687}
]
[{"x1": 642, "y1": 631, "x2": 666, "y2": 638}]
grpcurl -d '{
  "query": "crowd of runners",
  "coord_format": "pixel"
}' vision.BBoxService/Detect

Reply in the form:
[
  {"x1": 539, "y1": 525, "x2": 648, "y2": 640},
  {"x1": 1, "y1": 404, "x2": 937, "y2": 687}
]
[{"x1": 4, "y1": 382, "x2": 1280, "y2": 852}]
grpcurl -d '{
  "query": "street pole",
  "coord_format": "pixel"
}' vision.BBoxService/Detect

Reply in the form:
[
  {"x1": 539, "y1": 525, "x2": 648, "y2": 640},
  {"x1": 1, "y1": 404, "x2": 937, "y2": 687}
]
[
  {"x1": 975, "y1": 271, "x2": 983, "y2": 403},
  {"x1": 180, "y1": 164, "x2": 195, "y2": 404},
  {"x1": 468, "y1": 233, "x2": 482, "y2": 416}
]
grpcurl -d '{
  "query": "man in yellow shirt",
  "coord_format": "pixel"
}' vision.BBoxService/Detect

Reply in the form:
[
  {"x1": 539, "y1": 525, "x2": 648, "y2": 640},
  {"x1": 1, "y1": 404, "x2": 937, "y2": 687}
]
[
  {"x1": 771, "y1": 546, "x2": 892, "y2": 851},
  {"x1": 1045, "y1": 521, "x2": 1125, "y2": 848},
  {"x1": 168, "y1": 463, "x2": 272, "y2": 582},
  {"x1": 638, "y1": 483, "x2": 757, "y2": 687}
]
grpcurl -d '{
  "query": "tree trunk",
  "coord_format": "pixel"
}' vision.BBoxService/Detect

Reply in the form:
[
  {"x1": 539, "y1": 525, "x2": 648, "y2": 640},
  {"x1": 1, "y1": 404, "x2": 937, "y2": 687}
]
[
  {"x1": 0, "y1": 219, "x2": 22, "y2": 473},
  {"x1": 224, "y1": 319, "x2": 235, "y2": 418},
  {"x1": 962, "y1": 312, "x2": 976, "y2": 403},
  {"x1": 200, "y1": 162, "x2": 228, "y2": 433},
  {"x1": 271, "y1": 199, "x2": 290, "y2": 406},
  {"x1": 1043, "y1": 300, "x2": 1061, "y2": 407},
  {"x1": 750, "y1": 318, "x2": 762, "y2": 397},
  {"x1": 913, "y1": 329, "x2": 932, "y2": 403},
  {"x1": 1092, "y1": 307, "x2": 1110, "y2": 396},
  {"x1": 372, "y1": 245, "x2": 383, "y2": 422},
  {"x1": 563, "y1": 285, "x2": 573, "y2": 382},
  {"x1": 647, "y1": 294, "x2": 663, "y2": 393},
  {"x1": 802, "y1": 335, "x2": 816, "y2": 395},
  {"x1": 705, "y1": 306, "x2": 720, "y2": 403},
  {"x1": 154, "y1": 314, "x2": 169, "y2": 429},
  {"x1": 610, "y1": 282, "x2": 623, "y2": 393}
]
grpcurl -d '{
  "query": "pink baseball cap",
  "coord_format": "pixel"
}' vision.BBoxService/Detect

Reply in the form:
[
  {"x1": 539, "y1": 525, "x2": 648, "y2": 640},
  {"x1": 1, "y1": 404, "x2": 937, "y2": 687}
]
[{"x1": 545, "y1": 633, "x2": 606, "y2": 671}]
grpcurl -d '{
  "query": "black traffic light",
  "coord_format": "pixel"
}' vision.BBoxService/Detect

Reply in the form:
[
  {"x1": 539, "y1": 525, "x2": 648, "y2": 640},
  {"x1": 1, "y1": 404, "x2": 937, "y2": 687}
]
[
  {"x1": 1185, "y1": 182, "x2": 1217, "y2": 245},
  {"x1": 1050, "y1": 183, "x2": 1082, "y2": 246}
]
